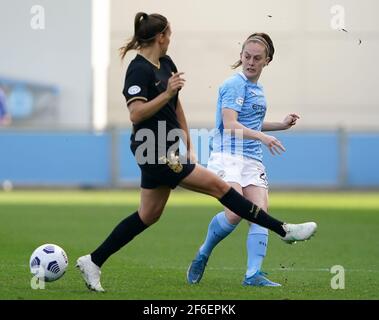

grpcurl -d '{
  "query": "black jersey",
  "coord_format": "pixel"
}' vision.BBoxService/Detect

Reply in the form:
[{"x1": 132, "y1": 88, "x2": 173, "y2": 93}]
[
  {"x1": 123, "y1": 54, "x2": 181, "y2": 158},
  {"x1": 123, "y1": 54, "x2": 196, "y2": 189}
]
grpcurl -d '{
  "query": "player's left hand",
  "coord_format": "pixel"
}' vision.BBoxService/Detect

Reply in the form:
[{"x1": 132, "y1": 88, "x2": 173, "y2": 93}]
[{"x1": 283, "y1": 113, "x2": 300, "y2": 129}]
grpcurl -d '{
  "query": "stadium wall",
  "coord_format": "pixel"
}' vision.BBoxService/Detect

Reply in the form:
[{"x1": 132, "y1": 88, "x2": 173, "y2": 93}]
[
  {"x1": 0, "y1": 129, "x2": 378, "y2": 189},
  {"x1": 0, "y1": 0, "x2": 93, "y2": 128}
]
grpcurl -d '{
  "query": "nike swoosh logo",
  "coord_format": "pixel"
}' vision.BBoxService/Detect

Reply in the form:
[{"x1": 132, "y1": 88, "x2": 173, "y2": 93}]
[{"x1": 155, "y1": 81, "x2": 161, "y2": 86}]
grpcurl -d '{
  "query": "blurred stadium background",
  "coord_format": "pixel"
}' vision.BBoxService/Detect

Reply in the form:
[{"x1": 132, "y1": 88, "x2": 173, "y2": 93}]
[{"x1": 0, "y1": 0, "x2": 378, "y2": 189}]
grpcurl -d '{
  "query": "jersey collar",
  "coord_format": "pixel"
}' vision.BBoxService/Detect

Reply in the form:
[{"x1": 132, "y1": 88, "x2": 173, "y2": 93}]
[
  {"x1": 238, "y1": 71, "x2": 248, "y2": 81},
  {"x1": 137, "y1": 53, "x2": 161, "y2": 69},
  {"x1": 238, "y1": 71, "x2": 260, "y2": 87}
]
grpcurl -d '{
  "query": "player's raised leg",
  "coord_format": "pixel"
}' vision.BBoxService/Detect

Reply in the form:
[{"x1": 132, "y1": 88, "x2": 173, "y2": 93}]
[{"x1": 180, "y1": 164, "x2": 317, "y2": 241}]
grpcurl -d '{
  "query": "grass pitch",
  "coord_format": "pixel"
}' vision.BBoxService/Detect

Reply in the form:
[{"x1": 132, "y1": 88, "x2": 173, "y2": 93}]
[{"x1": 0, "y1": 190, "x2": 378, "y2": 300}]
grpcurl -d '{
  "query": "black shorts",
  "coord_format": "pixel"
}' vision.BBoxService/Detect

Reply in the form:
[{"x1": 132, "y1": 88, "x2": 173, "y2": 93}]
[{"x1": 137, "y1": 155, "x2": 196, "y2": 189}]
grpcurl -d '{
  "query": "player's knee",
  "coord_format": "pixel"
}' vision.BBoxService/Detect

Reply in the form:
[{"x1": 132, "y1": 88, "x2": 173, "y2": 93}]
[
  {"x1": 139, "y1": 208, "x2": 164, "y2": 226},
  {"x1": 225, "y1": 211, "x2": 241, "y2": 225},
  {"x1": 145, "y1": 215, "x2": 161, "y2": 226},
  {"x1": 212, "y1": 178, "x2": 231, "y2": 198}
]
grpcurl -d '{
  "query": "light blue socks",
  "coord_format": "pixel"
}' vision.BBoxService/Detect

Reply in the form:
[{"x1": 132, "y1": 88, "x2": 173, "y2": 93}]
[
  {"x1": 199, "y1": 211, "x2": 237, "y2": 257},
  {"x1": 246, "y1": 223, "x2": 268, "y2": 277},
  {"x1": 198, "y1": 211, "x2": 269, "y2": 278}
]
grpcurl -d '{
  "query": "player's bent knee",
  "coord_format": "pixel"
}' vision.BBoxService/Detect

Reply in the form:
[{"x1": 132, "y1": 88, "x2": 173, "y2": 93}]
[
  {"x1": 138, "y1": 208, "x2": 164, "y2": 226},
  {"x1": 225, "y1": 212, "x2": 242, "y2": 225},
  {"x1": 140, "y1": 214, "x2": 161, "y2": 226},
  {"x1": 213, "y1": 179, "x2": 232, "y2": 199}
]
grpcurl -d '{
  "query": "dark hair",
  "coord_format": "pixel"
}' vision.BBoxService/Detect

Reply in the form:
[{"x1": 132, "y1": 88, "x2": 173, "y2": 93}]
[
  {"x1": 119, "y1": 12, "x2": 169, "y2": 60},
  {"x1": 232, "y1": 32, "x2": 275, "y2": 69}
]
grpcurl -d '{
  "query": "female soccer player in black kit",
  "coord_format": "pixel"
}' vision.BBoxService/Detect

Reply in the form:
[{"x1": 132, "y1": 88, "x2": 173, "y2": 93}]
[{"x1": 76, "y1": 12, "x2": 317, "y2": 292}]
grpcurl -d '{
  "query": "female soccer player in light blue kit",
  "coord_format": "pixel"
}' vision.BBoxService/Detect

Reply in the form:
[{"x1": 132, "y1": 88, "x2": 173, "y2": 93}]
[{"x1": 187, "y1": 33, "x2": 301, "y2": 287}]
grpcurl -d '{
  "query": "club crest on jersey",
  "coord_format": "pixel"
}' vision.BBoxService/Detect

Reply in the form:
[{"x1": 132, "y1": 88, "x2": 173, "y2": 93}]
[
  {"x1": 128, "y1": 85, "x2": 141, "y2": 95},
  {"x1": 236, "y1": 97, "x2": 244, "y2": 106}
]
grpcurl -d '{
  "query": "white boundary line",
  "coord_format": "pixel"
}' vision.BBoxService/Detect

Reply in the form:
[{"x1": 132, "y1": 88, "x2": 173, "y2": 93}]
[{"x1": 10, "y1": 264, "x2": 379, "y2": 273}]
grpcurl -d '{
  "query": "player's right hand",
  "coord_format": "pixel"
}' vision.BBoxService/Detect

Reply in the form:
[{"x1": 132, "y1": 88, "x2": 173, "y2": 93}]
[{"x1": 166, "y1": 72, "x2": 185, "y2": 97}]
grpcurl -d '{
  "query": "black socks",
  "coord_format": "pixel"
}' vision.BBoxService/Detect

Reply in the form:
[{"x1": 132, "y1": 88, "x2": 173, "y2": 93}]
[
  {"x1": 91, "y1": 211, "x2": 148, "y2": 267},
  {"x1": 90, "y1": 188, "x2": 286, "y2": 268},
  {"x1": 219, "y1": 188, "x2": 286, "y2": 237}
]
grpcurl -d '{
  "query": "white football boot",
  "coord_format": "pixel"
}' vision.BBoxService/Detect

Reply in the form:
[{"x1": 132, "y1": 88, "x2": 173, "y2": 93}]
[
  {"x1": 76, "y1": 255, "x2": 105, "y2": 292},
  {"x1": 281, "y1": 222, "x2": 317, "y2": 244}
]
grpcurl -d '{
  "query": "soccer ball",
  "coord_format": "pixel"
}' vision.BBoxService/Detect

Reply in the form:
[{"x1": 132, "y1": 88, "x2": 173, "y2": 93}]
[{"x1": 30, "y1": 244, "x2": 68, "y2": 282}]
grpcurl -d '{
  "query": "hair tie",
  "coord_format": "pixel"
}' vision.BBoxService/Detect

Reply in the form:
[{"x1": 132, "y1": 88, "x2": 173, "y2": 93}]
[
  {"x1": 140, "y1": 13, "x2": 148, "y2": 22},
  {"x1": 139, "y1": 23, "x2": 169, "y2": 42}
]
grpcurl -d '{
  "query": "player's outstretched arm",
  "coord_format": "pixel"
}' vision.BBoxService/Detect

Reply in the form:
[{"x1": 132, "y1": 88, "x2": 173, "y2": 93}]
[
  {"x1": 262, "y1": 113, "x2": 300, "y2": 131},
  {"x1": 223, "y1": 108, "x2": 285, "y2": 155}
]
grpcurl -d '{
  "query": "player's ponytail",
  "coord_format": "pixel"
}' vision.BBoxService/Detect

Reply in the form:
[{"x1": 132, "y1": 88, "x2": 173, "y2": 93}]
[{"x1": 120, "y1": 12, "x2": 169, "y2": 60}]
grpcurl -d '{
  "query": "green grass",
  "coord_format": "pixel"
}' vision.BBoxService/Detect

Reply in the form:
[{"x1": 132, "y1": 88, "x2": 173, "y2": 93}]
[{"x1": 1, "y1": 190, "x2": 379, "y2": 300}]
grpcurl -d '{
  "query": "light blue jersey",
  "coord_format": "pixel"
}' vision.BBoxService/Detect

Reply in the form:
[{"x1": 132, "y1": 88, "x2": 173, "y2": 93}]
[{"x1": 211, "y1": 72, "x2": 267, "y2": 162}]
